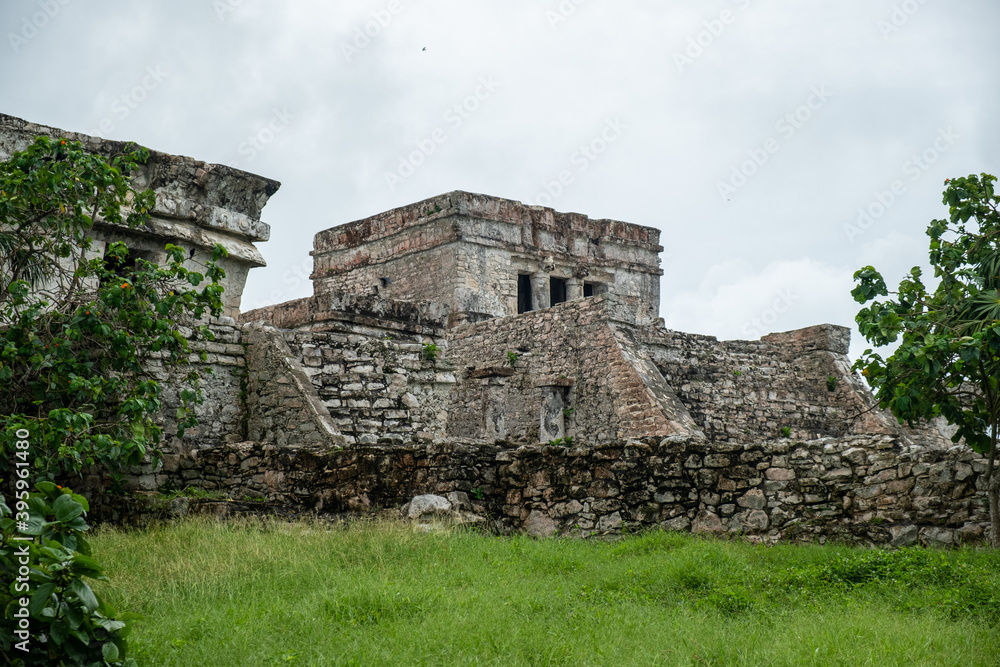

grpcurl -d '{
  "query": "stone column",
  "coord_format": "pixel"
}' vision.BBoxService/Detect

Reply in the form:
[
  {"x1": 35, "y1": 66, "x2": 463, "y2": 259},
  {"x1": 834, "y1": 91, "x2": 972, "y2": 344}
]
[
  {"x1": 566, "y1": 278, "x2": 583, "y2": 301},
  {"x1": 531, "y1": 274, "x2": 550, "y2": 311}
]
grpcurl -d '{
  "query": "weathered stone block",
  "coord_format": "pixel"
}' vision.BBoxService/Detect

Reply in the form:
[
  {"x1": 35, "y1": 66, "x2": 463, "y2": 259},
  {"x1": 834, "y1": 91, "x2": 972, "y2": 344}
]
[
  {"x1": 737, "y1": 489, "x2": 766, "y2": 510},
  {"x1": 738, "y1": 509, "x2": 769, "y2": 531},
  {"x1": 524, "y1": 510, "x2": 557, "y2": 537},
  {"x1": 692, "y1": 510, "x2": 723, "y2": 534}
]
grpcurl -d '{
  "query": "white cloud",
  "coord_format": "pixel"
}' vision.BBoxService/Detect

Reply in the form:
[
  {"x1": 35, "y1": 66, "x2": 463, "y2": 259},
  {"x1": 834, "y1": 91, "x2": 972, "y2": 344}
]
[{"x1": 663, "y1": 258, "x2": 855, "y2": 343}]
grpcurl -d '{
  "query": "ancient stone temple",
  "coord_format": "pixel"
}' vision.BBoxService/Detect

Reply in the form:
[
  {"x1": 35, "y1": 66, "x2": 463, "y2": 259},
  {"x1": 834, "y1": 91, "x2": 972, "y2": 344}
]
[
  {"x1": 1, "y1": 113, "x2": 991, "y2": 546},
  {"x1": 310, "y1": 191, "x2": 663, "y2": 326}
]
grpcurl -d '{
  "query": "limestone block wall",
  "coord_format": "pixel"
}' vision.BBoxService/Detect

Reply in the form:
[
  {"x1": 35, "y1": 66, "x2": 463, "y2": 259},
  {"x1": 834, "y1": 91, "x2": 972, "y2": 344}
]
[
  {"x1": 283, "y1": 329, "x2": 454, "y2": 445},
  {"x1": 241, "y1": 322, "x2": 342, "y2": 450},
  {"x1": 135, "y1": 435, "x2": 990, "y2": 546},
  {"x1": 485, "y1": 436, "x2": 989, "y2": 545},
  {"x1": 451, "y1": 243, "x2": 519, "y2": 318},
  {"x1": 313, "y1": 243, "x2": 462, "y2": 314},
  {"x1": 641, "y1": 324, "x2": 900, "y2": 444},
  {"x1": 149, "y1": 317, "x2": 247, "y2": 454},
  {"x1": 108, "y1": 316, "x2": 250, "y2": 491},
  {"x1": 446, "y1": 296, "x2": 700, "y2": 444},
  {"x1": 242, "y1": 292, "x2": 453, "y2": 446}
]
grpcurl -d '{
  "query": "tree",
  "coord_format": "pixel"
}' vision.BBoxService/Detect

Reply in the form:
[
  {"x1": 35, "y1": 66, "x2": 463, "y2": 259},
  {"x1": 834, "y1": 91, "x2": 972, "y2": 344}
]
[
  {"x1": 852, "y1": 173, "x2": 1000, "y2": 547},
  {"x1": 0, "y1": 135, "x2": 227, "y2": 484}
]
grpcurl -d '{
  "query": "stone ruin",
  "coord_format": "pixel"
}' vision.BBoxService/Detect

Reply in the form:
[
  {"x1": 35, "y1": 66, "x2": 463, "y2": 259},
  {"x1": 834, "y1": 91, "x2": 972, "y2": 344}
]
[{"x1": 0, "y1": 113, "x2": 991, "y2": 546}]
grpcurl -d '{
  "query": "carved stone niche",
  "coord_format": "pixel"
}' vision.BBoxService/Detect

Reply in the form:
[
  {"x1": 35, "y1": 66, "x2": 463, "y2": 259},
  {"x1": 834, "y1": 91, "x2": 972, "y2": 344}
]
[
  {"x1": 536, "y1": 377, "x2": 574, "y2": 443},
  {"x1": 467, "y1": 366, "x2": 515, "y2": 442}
]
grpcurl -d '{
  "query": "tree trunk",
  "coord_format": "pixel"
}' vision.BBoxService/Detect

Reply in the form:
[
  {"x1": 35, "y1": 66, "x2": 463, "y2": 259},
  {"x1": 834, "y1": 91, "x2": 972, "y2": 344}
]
[{"x1": 989, "y1": 427, "x2": 999, "y2": 548}]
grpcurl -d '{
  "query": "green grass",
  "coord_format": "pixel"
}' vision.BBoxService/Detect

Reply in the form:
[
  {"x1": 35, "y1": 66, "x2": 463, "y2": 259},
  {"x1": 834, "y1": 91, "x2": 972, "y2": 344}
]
[{"x1": 89, "y1": 518, "x2": 1000, "y2": 666}]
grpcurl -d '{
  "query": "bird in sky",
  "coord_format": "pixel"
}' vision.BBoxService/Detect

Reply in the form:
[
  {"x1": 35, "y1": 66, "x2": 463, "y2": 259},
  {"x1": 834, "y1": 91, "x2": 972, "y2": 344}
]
[{"x1": 422, "y1": 47, "x2": 427, "y2": 51}]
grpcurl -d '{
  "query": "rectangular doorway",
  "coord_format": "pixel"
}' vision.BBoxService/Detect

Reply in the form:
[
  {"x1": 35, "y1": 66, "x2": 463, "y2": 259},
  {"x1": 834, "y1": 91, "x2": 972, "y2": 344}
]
[
  {"x1": 550, "y1": 277, "x2": 567, "y2": 306},
  {"x1": 517, "y1": 274, "x2": 533, "y2": 314}
]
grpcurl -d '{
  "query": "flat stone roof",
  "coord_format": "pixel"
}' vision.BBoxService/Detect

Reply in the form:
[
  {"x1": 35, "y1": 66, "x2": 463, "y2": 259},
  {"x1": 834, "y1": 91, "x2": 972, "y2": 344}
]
[{"x1": 313, "y1": 190, "x2": 663, "y2": 254}]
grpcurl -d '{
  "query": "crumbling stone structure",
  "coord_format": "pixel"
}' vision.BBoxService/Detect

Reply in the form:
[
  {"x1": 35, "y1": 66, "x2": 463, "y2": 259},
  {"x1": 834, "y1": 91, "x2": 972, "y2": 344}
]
[
  {"x1": 311, "y1": 191, "x2": 662, "y2": 326},
  {"x1": 1, "y1": 114, "x2": 991, "y2": 546},
  {"x1": 0, "y1": 113, "x2": 277, "y2": 318}
]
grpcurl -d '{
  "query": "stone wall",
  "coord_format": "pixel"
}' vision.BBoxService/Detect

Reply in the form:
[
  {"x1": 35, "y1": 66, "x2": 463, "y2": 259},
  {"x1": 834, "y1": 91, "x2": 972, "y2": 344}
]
[
  {"x1": 314, "y1": 238, "x2": 461, "y2": 309},
  {"x1": 446, "y1": 296, "x2": 699, "y2": 444},
  {"x1": 242, "y1": 292, "x2": 454, "y2": 446},
  {"x1": 242, "y1": 322, "x2": 342, "y2": 450},
  {"x1": 149, "y1": 316, "x2": 247, "y2": 455},
  {"x1": 284, "y1": 329, "x2": 454, "y2": 446},
  {"x1": 131, "y1": 434, "x2": 989, "y2": 547},
  {"x1": 641, "y1": 324, "x2": 905, "y2": 444}
]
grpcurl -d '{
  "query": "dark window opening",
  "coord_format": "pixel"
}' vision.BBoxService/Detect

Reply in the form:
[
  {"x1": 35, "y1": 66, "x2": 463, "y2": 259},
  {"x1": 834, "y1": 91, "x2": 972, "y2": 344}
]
[
  {"x1": 550, "y1": 277, "x2": 567, "y2": 306},
  {"x1": 102, "y1": 245, "x2": 160, "y2": 287},
  {"x1": 517, "y1": 274, "x2": 533, "y2": 314},
  {"x1": 102, "y1": 245, "x2": 140, "y2": 285},
  {"x1": 583, "y1": 283, "x2": 594, "y2": 298}
]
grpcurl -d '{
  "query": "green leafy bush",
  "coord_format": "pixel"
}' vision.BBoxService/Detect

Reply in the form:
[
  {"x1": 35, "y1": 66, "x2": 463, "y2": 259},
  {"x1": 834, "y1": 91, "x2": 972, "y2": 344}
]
[
  {"x1": 0, "y1": 136, "x2": 228, "y2": 482},
  {"x1": 0, "y1": 483, "x2": 137, "y2": 665}
]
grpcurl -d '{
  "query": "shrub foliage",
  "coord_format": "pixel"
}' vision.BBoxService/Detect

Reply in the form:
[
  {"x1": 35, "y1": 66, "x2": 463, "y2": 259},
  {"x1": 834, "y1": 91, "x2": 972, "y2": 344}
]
[
  {"x1": 1, "y1": 483, "x2": 137, "y2": 666},
  {"x1": 0, "y1": 136, "x2": 227, "y2": 482}
]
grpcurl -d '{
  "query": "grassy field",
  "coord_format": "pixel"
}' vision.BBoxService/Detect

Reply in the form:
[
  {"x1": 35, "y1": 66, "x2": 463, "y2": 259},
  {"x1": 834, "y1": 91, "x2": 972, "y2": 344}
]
[{"x1": 89, "y1": 517, "x2": 1000, "y2": 666}]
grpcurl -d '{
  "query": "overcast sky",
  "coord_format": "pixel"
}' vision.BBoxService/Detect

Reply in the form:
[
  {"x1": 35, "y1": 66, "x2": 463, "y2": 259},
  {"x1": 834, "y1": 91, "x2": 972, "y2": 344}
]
[{"x1": 2, "y1": 0, "x2": 997, "y2": 357}]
